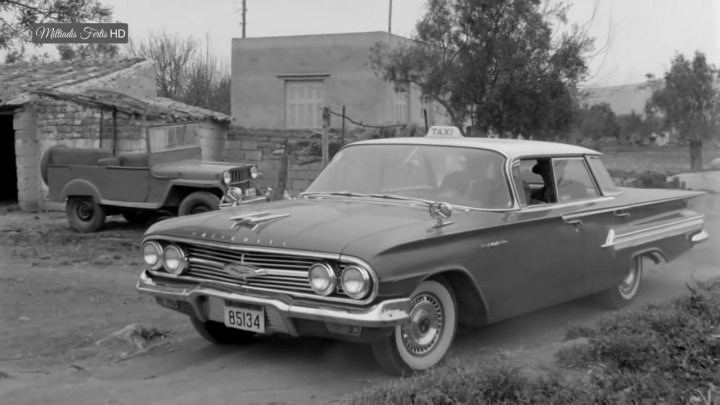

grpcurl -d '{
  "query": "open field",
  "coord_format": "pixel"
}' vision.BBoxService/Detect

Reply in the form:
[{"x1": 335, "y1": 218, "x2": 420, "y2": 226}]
[{"x1": 600, "y1": 144, "x2": 720, "y2": 176}]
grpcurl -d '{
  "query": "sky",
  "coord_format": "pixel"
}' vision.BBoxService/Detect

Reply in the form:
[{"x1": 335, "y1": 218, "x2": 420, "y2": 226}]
[{"x1": 23, "y1": 0, "x2": 720, "y2": 87}]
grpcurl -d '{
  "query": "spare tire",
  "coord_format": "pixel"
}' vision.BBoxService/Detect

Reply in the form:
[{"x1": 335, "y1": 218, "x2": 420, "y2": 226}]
[{"x1": 40, "y1": 144, "x2": 68, "y2": 186}]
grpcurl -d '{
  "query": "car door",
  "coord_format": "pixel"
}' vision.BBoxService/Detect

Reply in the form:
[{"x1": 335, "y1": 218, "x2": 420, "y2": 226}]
[{"x1": 504, "y1": 157, "x2": 618, "y2": 311}]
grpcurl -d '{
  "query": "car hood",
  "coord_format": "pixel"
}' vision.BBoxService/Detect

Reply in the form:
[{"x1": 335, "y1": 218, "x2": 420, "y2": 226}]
[
  {"x1": 151, "y1": 160, "x2": 247, "y2": 180},
  {"x1": 145, "y1": 197, "x2": 467, "y2": 256}
]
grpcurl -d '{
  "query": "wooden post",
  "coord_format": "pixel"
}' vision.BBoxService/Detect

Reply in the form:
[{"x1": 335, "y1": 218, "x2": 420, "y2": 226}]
[
  {"x1": 322, "y1": 107, "x2": 330, "y2": 168},
  {"x1": 99, "y1": 109, "x2": 104, "y2": 148},
  {"x1": 341, "y1": 105, "x2": 346, "y2": 147},
  {"x1": 273, "y1": 139, "x2": 289, "y2": 201},
  {"x1": 241, "y1": 0, "x2": 247, "y2": 38},
  {"x1": 111, "y1": 107, "x2": 117, "y2": 156},
  {"x1": 423, "y1": 108, "x2": 428, "y2": 132}
]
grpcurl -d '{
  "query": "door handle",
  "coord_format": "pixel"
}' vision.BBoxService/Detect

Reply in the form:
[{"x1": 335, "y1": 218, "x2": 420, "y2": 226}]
[
  {"x1": 565, "y1": 218, "x2": 583, "y2": 232},
  {"x1": 614, "y1": 210, "x2": 631, "y2": 219}
]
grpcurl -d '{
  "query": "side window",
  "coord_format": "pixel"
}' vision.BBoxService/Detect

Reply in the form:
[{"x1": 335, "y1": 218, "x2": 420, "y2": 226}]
[
  {"x1": 515, "y1": 158, "x2": 557, "y2": 205},
  {"x1": 552, "y1": 158, "x2": 600, "y2": 202},
  {"x1": 587, "y1": 156, "x2": 620, "y2": 194}
]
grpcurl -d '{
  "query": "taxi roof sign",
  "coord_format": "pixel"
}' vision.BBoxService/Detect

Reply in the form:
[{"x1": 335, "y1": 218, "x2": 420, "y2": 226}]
[{"x1": 426, "y1": 126, "x2": 464, "y2": 138}]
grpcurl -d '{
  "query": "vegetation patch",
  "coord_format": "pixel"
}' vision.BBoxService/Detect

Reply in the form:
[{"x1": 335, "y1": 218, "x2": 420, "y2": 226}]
[{"x1": 345, "y1": 279, "x2": 720, "y2": 405}]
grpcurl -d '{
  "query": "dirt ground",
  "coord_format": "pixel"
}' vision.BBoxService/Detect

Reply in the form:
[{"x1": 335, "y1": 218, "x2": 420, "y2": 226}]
[{"x1": 0, "y1": 174, "x2": 718, "y2": 405}]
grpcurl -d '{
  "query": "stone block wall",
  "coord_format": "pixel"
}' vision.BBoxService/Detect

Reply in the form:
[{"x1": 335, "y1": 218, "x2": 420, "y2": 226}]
[
  {"x1": 225, "y1": 127, "x2": 325, "y2": 196},
  {"x1": 13, "y1": 107, "x2": 40, "y2": 211}
]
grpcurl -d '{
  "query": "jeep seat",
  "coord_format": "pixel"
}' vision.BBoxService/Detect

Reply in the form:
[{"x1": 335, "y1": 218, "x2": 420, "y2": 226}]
[
  {"x1": 118, "y1": 153, "x2": 149, "y2": 168},
  {"x1": 41, "y1": 145, "x2": 113, "y2": 185}
]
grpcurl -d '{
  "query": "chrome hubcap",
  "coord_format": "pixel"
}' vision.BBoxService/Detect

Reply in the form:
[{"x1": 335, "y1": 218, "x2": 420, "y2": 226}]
[
  {"x1": 77, "y1": 202, "x2": 94, "y2": 221},
  {"x1": 618, "y1": 259, "x2": 641, "y2": 298},
  {"x1": 401, "y1": 293, "x2": 443, "y2": 356}
]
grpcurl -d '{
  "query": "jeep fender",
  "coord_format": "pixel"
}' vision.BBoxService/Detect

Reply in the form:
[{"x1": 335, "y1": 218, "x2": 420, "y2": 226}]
[
  {"x1": 59, "y1": 179, "x2": 102, "y2": 202},
  {"x1": 160, "y1": 181, "x2": 225, "y2": 207}
]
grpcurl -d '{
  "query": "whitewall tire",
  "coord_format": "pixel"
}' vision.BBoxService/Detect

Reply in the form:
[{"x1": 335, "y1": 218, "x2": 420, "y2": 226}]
[
  {"x1": 371, "y1": 280, "x2": 457, "y2": 376},
  {"x1": 604, "y1": 255, "x2": 644, "y2": 309}
]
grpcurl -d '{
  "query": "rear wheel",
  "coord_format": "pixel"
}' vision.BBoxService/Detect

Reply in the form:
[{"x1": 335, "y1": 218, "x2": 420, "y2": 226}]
[
  {"x1": 178, "y1": 191, "x2": 220, "y2": 216},
  {"x1": 603, "y1": 256, "x2": 644, "y2": 309},
  {"x1": 190, "y1": 317, "x2": 255, "y2": 344},
  {"x1": 66, "y1": 197, "x2": 106, "y2": 233},
  {"x1": 371, "y1": 280, "x2": 457, "y2": 376}
]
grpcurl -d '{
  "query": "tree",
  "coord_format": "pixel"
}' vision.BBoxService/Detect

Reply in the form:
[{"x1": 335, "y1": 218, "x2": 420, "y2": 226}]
[
  {"x1": 646, "y1": 51, "x2": 719, "y2": 170},
  {"x1": 128, "y1": 32, "x2": 198, "y2": 99},
  {"x1": 371, "y1": 0, "x2": 593, "y2": 138},
  {"x1": 616, "y1": 111, "x2": 643, "y2": 144},
  {"x1": 577, "y1": 102, "x2": 619, "y2": 141},
  {"x1": 57, "y1": 43, "x2": 118, "y2": 60},
  {"x1": 0, "y1": 0, "x2": 113, "y2": 53},
  {"x1": 129, "y1": 32, "x2": 231, "y2": 114}
]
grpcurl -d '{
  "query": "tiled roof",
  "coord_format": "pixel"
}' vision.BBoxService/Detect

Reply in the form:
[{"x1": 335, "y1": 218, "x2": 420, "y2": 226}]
[
  {"x1": 0, "y1": 58, "x2": 146, "y2": 105},
  {"x1": 31, "y1": 88, "x2": 232, "y2": 123}
]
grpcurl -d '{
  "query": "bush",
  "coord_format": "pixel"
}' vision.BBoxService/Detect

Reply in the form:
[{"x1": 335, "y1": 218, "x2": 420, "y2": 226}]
[{"x1": 345, "y1": 279, "x2": 720, "y2": 405}]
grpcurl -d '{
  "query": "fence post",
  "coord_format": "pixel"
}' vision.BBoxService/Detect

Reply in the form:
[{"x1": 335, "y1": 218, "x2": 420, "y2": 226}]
[
  {"x1": 322, "y1": 107, "x2": 330, "y2": 168},
  {"x1": 341, "y1": 105, "x2": 346, "y2": 147}
]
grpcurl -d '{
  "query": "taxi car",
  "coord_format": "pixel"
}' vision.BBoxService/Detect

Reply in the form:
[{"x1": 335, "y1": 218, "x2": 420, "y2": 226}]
[{"x1": 136, "y1": 126, "x2": 708, "y2": 375}]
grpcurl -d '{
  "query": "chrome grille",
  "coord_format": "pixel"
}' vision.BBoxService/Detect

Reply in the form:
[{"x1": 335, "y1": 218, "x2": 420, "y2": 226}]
[
  {"x1": 229, "y1": 168, "x2": 250, "y2": 187},
  {"x1": 185, "y1": 245, "x2": 316, "y2": 294}
]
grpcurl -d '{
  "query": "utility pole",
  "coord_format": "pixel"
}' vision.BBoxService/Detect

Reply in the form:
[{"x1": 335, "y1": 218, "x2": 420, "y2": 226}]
[
  {"x1": 241, "y1": 0, "x2": 247, "y2": 38},
  {"x1": 387, "y1": 0, "x2": 393, "y2": 43}
]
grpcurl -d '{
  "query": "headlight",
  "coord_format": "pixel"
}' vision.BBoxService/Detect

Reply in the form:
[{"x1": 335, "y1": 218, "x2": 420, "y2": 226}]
[
  {"x1": 162, "y1": 244, "x2": 187, "y2": 275},
  {"x1": 250, "y1": 166, "x2": 258, "y2": 179},
  {"x1": 340, "y1": 266, "x2": 371, "y2": 299},
  {"x1": 222, "y1": 170, "x2": 232, "y2": 185},
  {"x1": 142, "y1": 241, "x2": 163, "y2": 270},
  {"x1": 308, "y1": 263, "x2": 336, "y2": 296}
]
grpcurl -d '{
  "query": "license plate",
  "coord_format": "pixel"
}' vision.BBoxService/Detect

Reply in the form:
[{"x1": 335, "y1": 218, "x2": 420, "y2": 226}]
[
  {"x1": 224, "y1": 306, "x2": 265, "y2": 333},
  {"x1": 245, "y1": 188, "x2": 257, "y2": 197}
]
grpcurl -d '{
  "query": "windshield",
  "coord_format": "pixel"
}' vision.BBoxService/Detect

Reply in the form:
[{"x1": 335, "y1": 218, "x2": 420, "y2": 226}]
[
  {"x1": 306, "y1": 144, "x2": 513, "y2": 209},
  {"x1": 148, "y1": 123, "x2": 200, "y2": 153}
]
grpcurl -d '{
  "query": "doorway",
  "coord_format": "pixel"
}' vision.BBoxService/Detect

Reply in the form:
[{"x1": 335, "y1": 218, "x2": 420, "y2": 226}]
[{"x1": 0, "y1": 111, "x2": 18, "y2": 203}]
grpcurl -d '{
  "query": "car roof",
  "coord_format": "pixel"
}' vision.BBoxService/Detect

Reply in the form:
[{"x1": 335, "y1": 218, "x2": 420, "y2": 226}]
[{"x1": 350, "y1": 137, "x2": 601, "y2": 160}]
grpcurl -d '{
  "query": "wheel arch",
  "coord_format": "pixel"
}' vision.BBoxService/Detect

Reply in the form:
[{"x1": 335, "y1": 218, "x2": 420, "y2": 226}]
[
  {"x1": 60, "y1": 179, "x2": 102, "y2": 202},
  {"x1": 424, "y1": 269, "x2": 489, "y2": 328},
  {"x1": 162, "y1": 184, "x2": 224, "y2": 207},
  {"x1": 630, "y1": 247, "x2": 668, "y2": 265}
]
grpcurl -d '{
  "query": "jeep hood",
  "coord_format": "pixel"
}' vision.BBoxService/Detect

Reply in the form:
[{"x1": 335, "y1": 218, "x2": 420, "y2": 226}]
[
  {"x1": 151, "y1": 160, "x2": 248, "y2": 181},
  {"x1": 144, "y1": 198, "x2": 477, "y2": 257}
]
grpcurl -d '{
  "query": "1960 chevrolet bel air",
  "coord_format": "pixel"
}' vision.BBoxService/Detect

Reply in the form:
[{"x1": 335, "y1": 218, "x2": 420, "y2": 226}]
[{"x1": 136, "y1": 126, "x2": 709, "y2": 375}]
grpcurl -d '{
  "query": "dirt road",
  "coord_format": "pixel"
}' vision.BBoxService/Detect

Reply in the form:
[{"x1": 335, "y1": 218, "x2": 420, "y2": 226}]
[{"x1": 0, "y1": 188, "x2": 718, "y2": 405}]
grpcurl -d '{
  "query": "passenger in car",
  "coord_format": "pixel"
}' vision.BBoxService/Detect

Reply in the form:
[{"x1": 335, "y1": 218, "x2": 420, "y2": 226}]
[{"x1": 530, "y1": 159, "x2": 556, "y2": 204}]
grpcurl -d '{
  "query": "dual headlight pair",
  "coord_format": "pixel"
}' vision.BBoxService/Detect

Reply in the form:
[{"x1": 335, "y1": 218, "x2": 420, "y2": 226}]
[
  {"x1": 309, "y1": 263, "x2": 371, "y2": 300},
  {"x1": 222, "y1": 167, "x2": 259, "y2": 185},
  {"x1": 143, "y1": 241, "x2": 186, "y2": 275}
]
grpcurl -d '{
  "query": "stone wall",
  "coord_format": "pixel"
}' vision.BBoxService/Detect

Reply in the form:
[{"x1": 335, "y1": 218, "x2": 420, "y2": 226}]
[
  {"x1": 225, "y1": 127, "x2": 325, "y2": 196},
  {"x1": 13, "y1": 107, "x2": 40, "y2": 211}
]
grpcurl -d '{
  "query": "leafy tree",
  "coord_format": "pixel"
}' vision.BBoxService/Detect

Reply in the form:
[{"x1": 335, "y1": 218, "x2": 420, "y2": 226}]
[
  {"x1": 577, "y1": 102, "x2": 619, "y2": 140},
  {"x1": 0, "y1": 0, "x2": 113, "y2": 53},
  {"x1": 56, "y1": 43, "x2": 118, "y2": 60},
  {"x1": 646, "y1": 51, "x2": 719, "y2": 170},
  {"x1": 371, "y1": 0, "x2": 593, "y2": 138},
  {"x1": 616, "y1": 111, "x2": 643, "y2": 144}
]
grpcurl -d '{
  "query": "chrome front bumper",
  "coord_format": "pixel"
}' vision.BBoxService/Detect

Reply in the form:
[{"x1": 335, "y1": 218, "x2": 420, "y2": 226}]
[{"x1": 137, "y1": 270, "x2": 411, "y2": 334}]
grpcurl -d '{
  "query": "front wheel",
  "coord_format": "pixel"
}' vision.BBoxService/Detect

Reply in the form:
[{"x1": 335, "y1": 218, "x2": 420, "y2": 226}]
[
  {"x1": 371, "y1": 280, "x2": 457, "y2": 376},
  {"x1": 66, "y1": 197, "x2": 106, "y2": 233},
  {"x1": 178, "y1": 191, "x2": 220, "y2": 216},
  {"x1": 190, "y1": 317, "x2": 255, "y2": 345},
  {"x1": 603, "y1": 256, "x2": 644, "y2": 309}
]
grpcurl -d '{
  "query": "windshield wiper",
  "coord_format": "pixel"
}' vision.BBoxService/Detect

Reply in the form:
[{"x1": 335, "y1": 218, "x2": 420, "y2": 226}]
[
  {"x1": 368, "y1": 193, "x2": 434, "y2": 206},
  {"x1": 299, "y1": 191, "x2": 370, "y2": 198}
]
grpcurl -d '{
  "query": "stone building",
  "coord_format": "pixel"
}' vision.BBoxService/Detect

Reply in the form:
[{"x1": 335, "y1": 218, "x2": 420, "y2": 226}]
[{"x1": 0, "y1": 58, "x2": 232, "y2": 211}]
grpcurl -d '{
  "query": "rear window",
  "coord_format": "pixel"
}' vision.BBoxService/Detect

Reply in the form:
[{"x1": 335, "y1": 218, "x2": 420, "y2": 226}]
[{"x1": 587, "y1": 156, "x2": 619, "y2": 194}]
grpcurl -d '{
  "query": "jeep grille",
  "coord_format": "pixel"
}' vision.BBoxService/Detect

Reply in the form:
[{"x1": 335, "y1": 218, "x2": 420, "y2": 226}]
[{"x1": 229, "y1": 168, "x2": 250, "y2": 187}]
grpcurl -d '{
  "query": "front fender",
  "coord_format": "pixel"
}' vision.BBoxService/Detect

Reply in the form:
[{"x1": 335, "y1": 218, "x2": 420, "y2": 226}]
[{"x1": 60, "y1": 179, "x2": 102, "y2": 201}]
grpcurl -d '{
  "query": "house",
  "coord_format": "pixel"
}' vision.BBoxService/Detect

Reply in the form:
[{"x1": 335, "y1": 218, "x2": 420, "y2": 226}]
[
  {"x1": 0, "y1": 58, "x2": 232, "y2": 211},
  {"x1": 231, "y1": 31, "x2": 432, "y2": 130}
]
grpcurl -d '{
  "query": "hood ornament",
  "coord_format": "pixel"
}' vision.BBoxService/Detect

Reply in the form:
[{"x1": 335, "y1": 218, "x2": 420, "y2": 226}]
[
  {"x1": 429, "y1": 202, "x2": 454, "y2": 230},
  {"x1": 230, "y1": 211, "x2": 291, "y2": 231}
]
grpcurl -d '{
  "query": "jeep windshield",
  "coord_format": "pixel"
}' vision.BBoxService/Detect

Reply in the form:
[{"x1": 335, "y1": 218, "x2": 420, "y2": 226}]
[
  {"x1": 304, "y1": 144, "x2": 513, "y2": 209},
  {"x1": 148, "y1": 123, "x2": 200, "y2": 153}
]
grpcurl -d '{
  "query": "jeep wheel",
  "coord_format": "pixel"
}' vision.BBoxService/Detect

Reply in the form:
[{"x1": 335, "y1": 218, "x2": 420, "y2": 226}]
[
  {"x1": 178, "y1": 191, "x2": 220, "y2": 216},
  {"x1": 190, "y1": 317, "x2": 255, "y2": 344},
  {"x1": 66, "y1": 197, "x2": 106, "y2": 233},
  {"x1": 371, "y1": 280, "x2": 457, "y2": 376}
]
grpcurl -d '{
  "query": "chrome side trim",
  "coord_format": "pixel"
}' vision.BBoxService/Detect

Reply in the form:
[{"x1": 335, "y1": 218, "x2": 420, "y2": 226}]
[
  {"x1": 562, "y1": 192, "x2": 706, "y2": 220},
  {"x1": 142, "y1": 236, "x2": 379, "y2": 306},
  {"x1": 690, "y1": 230, "x2": 709, "y2": 244},
  {"x1": 602, "y1": 215, "x2": 704, "y2": 251},
  {"x1": 137, "y1": 270, "x2": 410, "y2": 328}
]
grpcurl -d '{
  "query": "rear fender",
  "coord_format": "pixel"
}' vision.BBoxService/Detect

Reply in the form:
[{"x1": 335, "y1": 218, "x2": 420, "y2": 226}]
[{"x1": 59, "y1": 179, "x2": 102, "y2": 202}]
